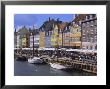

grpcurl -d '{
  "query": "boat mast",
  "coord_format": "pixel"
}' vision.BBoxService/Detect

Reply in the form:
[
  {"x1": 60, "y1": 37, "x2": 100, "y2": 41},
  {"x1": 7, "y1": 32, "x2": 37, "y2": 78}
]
[
  {"x1": 33, "y1": 26, "x2": 35, "y2": 57},
  {"x1": 57, "y1": 25, "x2": 59, "y2": 61}
]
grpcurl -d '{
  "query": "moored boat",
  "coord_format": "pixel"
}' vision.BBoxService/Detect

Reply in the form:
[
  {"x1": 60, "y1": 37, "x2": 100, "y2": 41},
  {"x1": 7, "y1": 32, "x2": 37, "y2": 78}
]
[
  {"x1": 28, "y1": 57, "x2": 43, "y2": 64},
  {"x1": 49, "y1": 63, "x2": 73, "y2": 70}
]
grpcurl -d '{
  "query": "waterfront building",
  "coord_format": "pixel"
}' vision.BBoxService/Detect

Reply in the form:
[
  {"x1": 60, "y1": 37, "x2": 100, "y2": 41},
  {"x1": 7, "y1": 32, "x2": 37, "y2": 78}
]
[
  {"x1": 63, "y1": 27, "x2": 70, "y2": 48},
  {"x1": 30, "y1": 33, "x2": 39, "y2": 48},
  {"x1": 45, "y1": 31, "x2": 52, "y2": 48},
  {"x1": 69, "y1": 22, "x2": 81, "y2": 49},
  {"x1": 40, "y1": 18, "x2": 63, "y2": 48},
  {"x1": 51, "y1": 24, "x2": 59, "y2": 48},
  {"x1": 29, "y1": 28, "x2": 40, "y2": 48},
  {"x1": 58, "y1": 29, "x2": 62, "y2": 48},
  {"x1": 39, "y1": 31, "x2": 45, "y2": 48},
  {"x1": 16, "y1": 35, "x2": 20, "y2": 48},
  {"x1": 16, "y1": 26, "x2": 30, "y2": 48},
  {"x1": 21, "y1": 36, "x2": 28, "y2": 48},
  {"x1": 62, "y1": 22, "x2": 81, "y2": 49},
  {"x1": 73, "y1": 14, "x2": 97, "y2": 50},
  {"x1": 34, "y1": 34, "x2": 40, "y2": 48},
  {"x1": 81, "y1": 14, "x2": 97, "y2": 50},
  {"x1": 15, "y1": 27, "x2": 35, "y2": 48},
  {"x1": 58, "y1": 22, "x2": 67, "y2": 48}
]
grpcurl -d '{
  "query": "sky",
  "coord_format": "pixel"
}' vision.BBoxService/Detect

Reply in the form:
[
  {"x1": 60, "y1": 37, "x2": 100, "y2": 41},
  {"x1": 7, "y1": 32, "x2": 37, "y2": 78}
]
[{"x1": 14, "y1": 14, "x2": 75, "y2": 31}]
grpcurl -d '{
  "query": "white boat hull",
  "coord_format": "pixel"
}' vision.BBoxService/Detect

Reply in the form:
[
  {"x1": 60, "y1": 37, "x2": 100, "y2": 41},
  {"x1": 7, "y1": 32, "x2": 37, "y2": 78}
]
[
  {"x1": 28, "y1": 57, "x2": 43, "y2": 64},
  {"x1": 50, "y1": 63, "x2": 71, "y2": 70}
]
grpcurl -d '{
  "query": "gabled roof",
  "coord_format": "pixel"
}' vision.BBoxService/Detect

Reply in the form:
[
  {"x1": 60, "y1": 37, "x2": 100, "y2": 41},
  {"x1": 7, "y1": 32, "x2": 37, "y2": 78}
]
[
  {"x1": 17, "y1": 26, "x2": 29, "y2": 35},
  {"x1": 73, "y1": 14, "x2": 87, "y2": 23}
]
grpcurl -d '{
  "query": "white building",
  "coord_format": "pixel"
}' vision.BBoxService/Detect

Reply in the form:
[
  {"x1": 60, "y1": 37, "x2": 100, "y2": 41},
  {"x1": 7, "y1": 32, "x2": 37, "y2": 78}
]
[
  {"x1": 16, "y1": 35, "x2": 20, "y2": 48},
  {"x1": 30, "y1": 34, "x2": 39, "y2": 48}
]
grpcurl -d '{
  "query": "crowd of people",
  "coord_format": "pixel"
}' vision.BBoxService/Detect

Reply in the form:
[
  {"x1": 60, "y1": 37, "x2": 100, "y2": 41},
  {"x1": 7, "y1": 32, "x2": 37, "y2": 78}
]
[{"x1": 15, "y1": 49, "x2": 97, "y2": 63}]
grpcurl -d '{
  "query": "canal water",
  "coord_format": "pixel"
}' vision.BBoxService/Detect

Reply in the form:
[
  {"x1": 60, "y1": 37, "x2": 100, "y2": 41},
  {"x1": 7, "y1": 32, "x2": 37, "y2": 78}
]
[{"x1": 14, "y1": 61, "x2": 96, "y2": 76}]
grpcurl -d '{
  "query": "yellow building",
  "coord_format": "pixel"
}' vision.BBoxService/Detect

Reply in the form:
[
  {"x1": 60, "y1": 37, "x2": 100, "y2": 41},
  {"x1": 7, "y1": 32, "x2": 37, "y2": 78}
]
[
  {"x1": 17, "y1": 26, "x2": 30, "y2": 48},
  {"x1": 21, "y1": 37, "x2": 28, "y2": 48},
  {"x1": 63, "y1": 22, "x2": 81, "y2": 48},
  {"x1": 51, "y1": 23, "x2": 68, "y2": 48},
  {"x1": 58, "y1": 23, "x2": 67, "y2": 47},
  {"x1": 39, "y1": 31, "x2": 45, "y2": 48},
  {"x1": 51, "y1": 25, "x2": 59, "y2": 47},
  {"x1": 69, "y1": 23, "x2": 81, "y2": 48}
]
